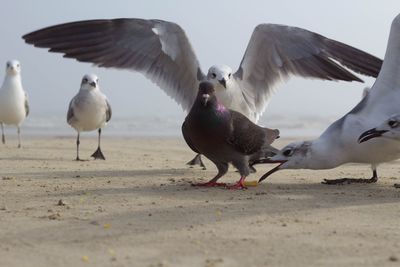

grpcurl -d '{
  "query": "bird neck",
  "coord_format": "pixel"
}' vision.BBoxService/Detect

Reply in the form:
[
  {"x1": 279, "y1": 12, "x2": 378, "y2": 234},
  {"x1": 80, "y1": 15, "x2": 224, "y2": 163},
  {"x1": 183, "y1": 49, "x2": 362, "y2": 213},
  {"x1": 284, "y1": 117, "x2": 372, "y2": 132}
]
[{"x1": 2, "y1": 74, "x2": 23, "y2": 91}]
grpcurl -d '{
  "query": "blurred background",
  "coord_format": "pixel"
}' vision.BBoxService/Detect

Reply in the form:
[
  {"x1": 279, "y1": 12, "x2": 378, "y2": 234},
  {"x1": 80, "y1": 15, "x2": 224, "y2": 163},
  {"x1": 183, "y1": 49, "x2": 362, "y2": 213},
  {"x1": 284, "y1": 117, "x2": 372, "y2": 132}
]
[{"x1": 0, "y1": 0, "x2": 398, "y2": 137}]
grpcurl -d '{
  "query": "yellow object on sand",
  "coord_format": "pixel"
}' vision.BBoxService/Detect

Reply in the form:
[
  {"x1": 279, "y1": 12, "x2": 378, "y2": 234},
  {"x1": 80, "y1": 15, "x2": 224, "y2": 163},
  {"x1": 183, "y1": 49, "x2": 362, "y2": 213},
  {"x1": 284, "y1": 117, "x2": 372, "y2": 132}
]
[{"x1": 243, "y1": 180, "x2": 258, "y2": 187}]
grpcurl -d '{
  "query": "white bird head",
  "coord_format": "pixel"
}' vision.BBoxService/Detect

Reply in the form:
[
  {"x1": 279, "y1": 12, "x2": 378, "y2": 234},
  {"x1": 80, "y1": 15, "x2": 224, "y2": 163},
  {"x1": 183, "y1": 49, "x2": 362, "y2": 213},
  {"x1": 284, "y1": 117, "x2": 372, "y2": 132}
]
[
  {"x1": 80, "y1": 74, "x2": 99, "y2": 91},
  {"x1": 258, "y1": 140, "x2": 337, "y2": 182},
  {"x1": 358, "y1": 114, "x2": 400, "y2": 143},
  {"x1": 206, "y1": 65, "x2": 233, "y2": 91},
  {"x1": 6, "y1": 60, "x2": 21, "y2": 76}
]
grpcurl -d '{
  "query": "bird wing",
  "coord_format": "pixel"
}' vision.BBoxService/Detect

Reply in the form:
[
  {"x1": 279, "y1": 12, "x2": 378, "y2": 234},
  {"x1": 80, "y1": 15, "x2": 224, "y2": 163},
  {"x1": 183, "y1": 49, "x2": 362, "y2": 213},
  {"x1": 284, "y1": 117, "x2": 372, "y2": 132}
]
[
  {"x1": 24, "y1": 91, "x2": 29, "y2": 117},
  {"x1": 23, "y1": 19, "x2": 205, "y2": 111},
  {"x1": 105, "y1": 99, "x2": 112, "y2": 122},
  {"x1": 234, "y1": 24, "x2": 383, "y2": 116},
  {"x1": 67, "y1": 98, "x2": 75, "y2": 123},
  {"x1": 227, "y1": 110, "x2": 278, "y2": 155},
  {"x1": 181, "y1": 120, "x2": 200, "y2": 154}
]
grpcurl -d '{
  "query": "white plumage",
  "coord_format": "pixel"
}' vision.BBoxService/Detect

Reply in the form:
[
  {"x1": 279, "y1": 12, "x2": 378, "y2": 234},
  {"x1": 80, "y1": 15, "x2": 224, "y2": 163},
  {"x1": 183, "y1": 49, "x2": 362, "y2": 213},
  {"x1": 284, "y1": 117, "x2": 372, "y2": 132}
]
[
  {"x1": 258, "y1": 13, "x2": 400, "y2": 185},
  {"x1": 67, "y1": 74, "x2": 111, "y2": 160},
  {"x1": 0, "y1": 60, "x2": 29, "y2": 148}
]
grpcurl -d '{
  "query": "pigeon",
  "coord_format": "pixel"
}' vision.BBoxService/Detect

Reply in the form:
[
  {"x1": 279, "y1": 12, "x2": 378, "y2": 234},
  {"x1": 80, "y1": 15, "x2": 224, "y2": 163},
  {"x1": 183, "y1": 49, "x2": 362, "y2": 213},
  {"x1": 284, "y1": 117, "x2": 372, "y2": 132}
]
[
  {"x1": 22, "y1": 19, "x2": 382, "y2": 167},
  {"x1": 0, "y1": 60, "x2": 29, "y2": 148},
  {"x1": 67, "y1": 74, "x2": 111, "y2": 161},
  {"x1": 255, "y1": 13, "x2": 400, "y2": 185},
  {"x1": 182, "y1": 81, "x2": 279, "y2": 189}
]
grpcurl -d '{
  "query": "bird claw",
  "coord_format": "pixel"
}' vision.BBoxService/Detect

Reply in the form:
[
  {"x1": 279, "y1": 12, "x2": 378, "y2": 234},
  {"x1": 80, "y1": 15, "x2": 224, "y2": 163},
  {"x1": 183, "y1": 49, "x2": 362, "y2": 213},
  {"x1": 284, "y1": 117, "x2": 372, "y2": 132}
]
[
  {"x1": 186, "y1": 154, "x2": 206, "y2": 170},
  {"x1": 91, "y1": 147, "x2": 106, "y2": 160},
  {"x1": 226, "y1": 182, "x2": 247, "y2": 190},
  {"x1": 394, "y1": 183, "x2": 400, "y2": 188}
]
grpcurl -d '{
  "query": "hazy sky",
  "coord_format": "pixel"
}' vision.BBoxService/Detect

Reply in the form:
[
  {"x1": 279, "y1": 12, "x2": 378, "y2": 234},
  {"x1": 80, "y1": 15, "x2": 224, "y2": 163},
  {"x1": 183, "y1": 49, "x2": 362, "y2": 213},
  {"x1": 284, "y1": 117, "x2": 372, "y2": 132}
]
[{"x1": 1, "y1": 1, "x2": 399, "y2": 126}]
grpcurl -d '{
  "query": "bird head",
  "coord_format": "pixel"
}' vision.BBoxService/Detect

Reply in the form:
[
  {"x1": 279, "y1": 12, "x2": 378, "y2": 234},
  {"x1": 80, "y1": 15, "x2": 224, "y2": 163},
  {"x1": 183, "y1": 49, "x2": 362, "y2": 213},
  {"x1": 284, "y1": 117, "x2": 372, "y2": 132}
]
[
  {"x1": 6, "y1": 60, "x2": 21, "y2": 76},
  {"x1": 206, "y1": 65, "x2": 233, "y2": 91},
  {"x1": 258, "y1": 140, "x2": 330, "y2": 182},
  {"x1": 358, "y1": 114, "x2": 400, "y2": 143},
  {"x1": 197, "y1": 81, "x2": 219, "y2": 107},
  {"x1": 80, "y1": 74, "x2": 99, "y2": 91}
]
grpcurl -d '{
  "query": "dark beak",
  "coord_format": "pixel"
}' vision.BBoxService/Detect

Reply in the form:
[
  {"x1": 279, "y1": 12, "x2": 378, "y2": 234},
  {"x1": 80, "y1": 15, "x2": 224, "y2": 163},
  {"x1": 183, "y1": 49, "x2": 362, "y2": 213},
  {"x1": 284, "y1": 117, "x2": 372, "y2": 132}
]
[
  {"x1": 90, "y1": 81, "x2": 96, "y2": 87},
  {"x1": 358, "y1": 128, "x2": 388, "y2": 143},
  {"x1": 218, "y1": 78, "x2": 226, "y2": 88},
  {"x1": 256, "y1": 160, "x2": 287, "y2": 183}
]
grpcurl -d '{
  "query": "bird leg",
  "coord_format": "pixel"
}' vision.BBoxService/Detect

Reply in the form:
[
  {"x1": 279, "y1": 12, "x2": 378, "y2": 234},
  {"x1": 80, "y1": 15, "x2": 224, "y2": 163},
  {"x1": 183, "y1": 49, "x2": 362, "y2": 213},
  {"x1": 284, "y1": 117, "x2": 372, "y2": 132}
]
[
  {"x1": 186, "y1": 154, "x2": 206, "y2": 170},
  {"x1": 17, "y1": 126, "x2": 21, "y2": 148},
  {"x1": 226, "y1": 176, "x2": 247, "y2": 190},
  {"x1": 322, "y1": 169, "x2": 378, "y2": 185},
  {"x1": 91, "y1": 128, "x2": 106, "y2": 160},
  {"x1": 1, "y1": 123, "x2": 5, "y2": 144},
  {"x1": 192, "y1": 163, "x2": 227, "y2": 187},
  {"x1": 75, "y1": 132, "x2": 82, "y2": 161}
]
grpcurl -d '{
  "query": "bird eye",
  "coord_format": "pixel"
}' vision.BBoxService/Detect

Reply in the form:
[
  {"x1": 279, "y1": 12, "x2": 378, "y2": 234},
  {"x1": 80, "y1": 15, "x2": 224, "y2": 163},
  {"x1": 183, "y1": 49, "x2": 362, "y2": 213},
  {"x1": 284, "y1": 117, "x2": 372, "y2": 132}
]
[
  {"x1": 83, "y1": 78, "x2": 88, "y2": 83},
  {"x1": 17, "y1": 64, "x2": 20, "y2": 68},
  {"x1": 283, "y1": 149, "x2": 293, "y2": 157},
  {"x1": 388, "y1": 120, "x2": 398, "y2": 128},
  {"x1": 228, "y1": 73, "x2": 231, "y2": 78},
  {"x1": 211, "y1": 73, "x2": 216, "y2": 79},
  {"x1": 6, "y1": 63, "x2": 10, "y2": 67}
]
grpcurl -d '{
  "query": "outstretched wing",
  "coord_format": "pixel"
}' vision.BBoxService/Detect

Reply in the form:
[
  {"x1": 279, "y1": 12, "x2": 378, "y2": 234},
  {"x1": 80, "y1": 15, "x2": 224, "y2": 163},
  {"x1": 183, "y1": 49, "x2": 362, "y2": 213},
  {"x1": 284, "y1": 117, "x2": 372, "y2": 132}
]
[
  {"x1": 234, "y1": 24, "x2": 383, "y2": 116},
  {"x1": 227, "y1": 110, "x2": 279, "y2": 155},
  {"x1": 23, "y1": 19, "x2": 205, "y2": 111}
]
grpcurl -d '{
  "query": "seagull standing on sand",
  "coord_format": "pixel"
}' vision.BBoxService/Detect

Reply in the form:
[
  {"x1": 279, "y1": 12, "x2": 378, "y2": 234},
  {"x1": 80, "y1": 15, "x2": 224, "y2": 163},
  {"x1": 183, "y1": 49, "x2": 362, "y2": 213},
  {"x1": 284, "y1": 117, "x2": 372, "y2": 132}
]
[
  {"x1": 182, "y1": 81, "x2": 279, "y2": 189},
  {"x1": 67, "y1": 74, "x2": 112, "y2": 161},
  {"x1": 0, "y1": 60, "x2": 29, "y2": 148},
  {"x1": 255, "y1": 14, "x2": 400, "y2": 185},
  {"x1": 23, "y1": 18, "x2": 382, "y2": 167}
]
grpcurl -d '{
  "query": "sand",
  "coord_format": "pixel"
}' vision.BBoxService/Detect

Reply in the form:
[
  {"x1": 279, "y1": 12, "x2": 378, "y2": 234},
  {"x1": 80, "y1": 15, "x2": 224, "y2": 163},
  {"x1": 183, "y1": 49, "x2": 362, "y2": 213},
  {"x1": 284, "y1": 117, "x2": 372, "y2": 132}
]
[{"x1": 1, "y1": 136, "x2": 400, "y2": 267}]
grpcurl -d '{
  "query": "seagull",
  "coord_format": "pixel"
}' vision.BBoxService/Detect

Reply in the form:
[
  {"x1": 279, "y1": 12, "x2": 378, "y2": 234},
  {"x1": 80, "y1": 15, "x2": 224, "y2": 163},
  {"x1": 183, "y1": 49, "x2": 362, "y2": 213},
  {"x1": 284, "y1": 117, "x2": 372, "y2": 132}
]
[
  {"x1": 22, "y1": 18, "x2": 382, "y2": 167},
  {"x1": 67, "y1": 74, "x2": 112, "y2": 161},
  {"x1": 254, "y1": 14, "x2": 400, "y2": 185},
  {"x1": 358, "y1": 114, "x2": 400, "y2": 188},
  {"x1": 182, "y1": 81, "x2": 279, "y2": 189},
  {"x1": 0, "y1": 60, "x2": 29, "y2": 148}
]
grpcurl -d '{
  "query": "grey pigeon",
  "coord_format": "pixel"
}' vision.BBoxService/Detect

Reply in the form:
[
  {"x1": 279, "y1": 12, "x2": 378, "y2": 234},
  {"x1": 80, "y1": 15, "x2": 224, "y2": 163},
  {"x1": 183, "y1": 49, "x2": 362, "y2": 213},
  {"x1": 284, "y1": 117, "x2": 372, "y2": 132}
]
[
  {"x1": 182, "y1": 81, "x2": 279, "y2": 189},
  {"x1": 22, "y1": 19, "x2": 383, "y2": 169}
]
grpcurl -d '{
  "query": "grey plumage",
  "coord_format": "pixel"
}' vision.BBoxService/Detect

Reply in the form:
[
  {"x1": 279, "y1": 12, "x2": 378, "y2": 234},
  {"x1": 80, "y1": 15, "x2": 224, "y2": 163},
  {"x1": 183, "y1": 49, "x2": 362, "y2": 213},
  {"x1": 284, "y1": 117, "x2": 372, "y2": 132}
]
[
  {"x1": 182, "y1": 81, "x2": 279, "y2": 189},
  {"x1": 22, "y1": 19, "x2": 382, "y2": 115}
]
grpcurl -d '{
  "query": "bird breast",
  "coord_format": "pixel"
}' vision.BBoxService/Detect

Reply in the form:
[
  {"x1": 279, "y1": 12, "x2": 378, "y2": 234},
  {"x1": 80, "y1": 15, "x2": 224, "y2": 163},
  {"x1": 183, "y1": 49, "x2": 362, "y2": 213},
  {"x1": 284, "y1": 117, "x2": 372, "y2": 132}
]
[{"x1": 70, "y1": 92, "x2": 107, "y2": 131}]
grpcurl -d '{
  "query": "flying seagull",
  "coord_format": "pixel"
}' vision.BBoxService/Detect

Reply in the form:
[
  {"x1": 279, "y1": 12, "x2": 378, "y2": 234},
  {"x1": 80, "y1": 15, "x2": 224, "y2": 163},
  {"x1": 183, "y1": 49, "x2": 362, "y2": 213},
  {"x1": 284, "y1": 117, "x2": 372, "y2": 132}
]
[
  {"x1": 0, "y1": 60, "x2": 29, "y2": 148},
  {"x1": 67, "y1": 74, "x2": 112, "y2": 161},
  {"x1": 22, "y1": 19, "x2": 382, "y2": 166},
  {"x1": 255, "y1": 13, "x2": 400, "y2": 185},
  {"x1": 182, "y1": 81, "x2": 279, "y2": 189}
]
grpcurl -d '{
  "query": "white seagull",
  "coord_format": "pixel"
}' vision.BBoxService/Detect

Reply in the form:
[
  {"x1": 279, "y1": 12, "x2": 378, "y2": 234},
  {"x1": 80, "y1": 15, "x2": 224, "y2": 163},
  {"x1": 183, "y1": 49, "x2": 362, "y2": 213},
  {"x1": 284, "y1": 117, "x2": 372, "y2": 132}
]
[
  {"x1": 255, "y1": 13, "x2": 400, "y2": 185},
  {"x1": 0, "y1": 60, "x2": 29, "y2": 148},
  {"x1": 67, "y1": 74, "x2": 112, "y2": 161},
  {"x1": 22, "y1": 18, "x2": 382, "y2": 166}
]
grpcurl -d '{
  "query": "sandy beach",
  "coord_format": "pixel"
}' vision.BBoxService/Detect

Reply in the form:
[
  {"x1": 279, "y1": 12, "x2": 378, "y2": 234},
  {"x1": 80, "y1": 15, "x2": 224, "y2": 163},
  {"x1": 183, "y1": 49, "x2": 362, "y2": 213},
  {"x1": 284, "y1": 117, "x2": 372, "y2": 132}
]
[{"x1": 1, "y1": 136, "x2": 400, "y2": 267}]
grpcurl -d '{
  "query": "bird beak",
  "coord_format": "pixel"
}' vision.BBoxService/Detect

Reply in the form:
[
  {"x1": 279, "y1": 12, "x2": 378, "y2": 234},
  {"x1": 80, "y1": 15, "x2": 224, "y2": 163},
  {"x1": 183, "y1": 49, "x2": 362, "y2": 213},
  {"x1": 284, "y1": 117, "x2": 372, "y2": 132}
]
[
  {"x1": 358, "y1": 128, "x2": 388, "y2": 143},
  {"x1": 258, "y1": 160, "x2": 287, "y2": 183},
  {"x1": 218, "y1": 78, "x2": 226, "y2": 89},
  {"x1": 202, "y1": 94, "x2": 210, "y2": 106},
  {"x1": 89, "y1": 81, "x2": 96, "y2": 87}
]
